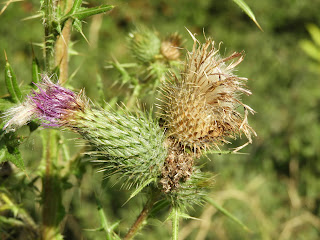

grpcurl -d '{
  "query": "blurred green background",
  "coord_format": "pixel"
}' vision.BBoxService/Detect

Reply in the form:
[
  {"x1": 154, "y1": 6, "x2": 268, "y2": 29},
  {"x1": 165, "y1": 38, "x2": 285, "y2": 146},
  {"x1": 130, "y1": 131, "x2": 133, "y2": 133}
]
[{"x1": 1, "y1": 0, "x2": 320, "y2": 239}]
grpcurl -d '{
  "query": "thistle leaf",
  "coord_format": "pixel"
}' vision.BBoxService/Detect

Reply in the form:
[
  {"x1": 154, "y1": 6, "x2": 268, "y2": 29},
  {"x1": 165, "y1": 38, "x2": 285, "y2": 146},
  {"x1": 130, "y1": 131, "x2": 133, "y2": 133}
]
[
  {"x1": 123, "y1": 178, "x2": 156, "y2": 205},
  {"x1": 61, "y1": 4, "x2": 114, "y2": 24},
  {"x1": 0, "y1": 140, "x2": 24, "y2": 171},
  {"x1": 70, "y1": 0, "x2": 82, "y2": 15},
  {"x1": 73, "y1": 5, "x2": 114, "y2": 21},
  {"x1": 31, "y1": 49, "x2": 41, "y2": 86},
  {"x1": 232, "y1": 0, "x2": 262, "y2": 31},
  {"x1": 72, "y1": 18, "x2": 89, "y2": 44},
  {"x1": 205, "y1": 197, "x2": 252, "y2": 232},
  {"x1": 3, "y1": 148, "x2": 24, "y2": 170},
  {"x1": 4, "y1": 52, "x2": 23, "y2": 103}
]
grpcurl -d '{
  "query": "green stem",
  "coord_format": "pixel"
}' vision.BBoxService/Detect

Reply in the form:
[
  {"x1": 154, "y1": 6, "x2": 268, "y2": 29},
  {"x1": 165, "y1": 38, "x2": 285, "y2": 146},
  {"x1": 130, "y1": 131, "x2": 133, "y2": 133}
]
[
  {"x1": 124, "y1": 190, "x2": 160, "y2": 240},
  {"x1": 41, "y1": 130, "x2": 61, "y2": 240},
  {"x1": 172, "y1": 207, "x2": 180, "y2": 240},
  {"x1": 41, "y1": 1, "x2": 62, "y2": 239},
  {"x1": 41, "y1": 1, "x2": 72, "y2": 239},
  {"x1": 44, "y1": 0, "x2": 55, "y2": 72},
  {"x1": 96, "y1": 199, "x2": 113, "y2": 240},
  {"x1": 126, "y1": 84, "x2": 142, "y2": 110}
]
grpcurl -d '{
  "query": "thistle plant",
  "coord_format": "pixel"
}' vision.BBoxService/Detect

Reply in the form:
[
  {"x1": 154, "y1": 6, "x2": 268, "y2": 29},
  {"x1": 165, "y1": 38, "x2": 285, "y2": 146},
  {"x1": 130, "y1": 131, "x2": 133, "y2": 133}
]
[
  {"x1": 2, "y1": 33, "x2": 255, "y2": 239},
  {"x1": 0, "y1": 0, "x2": 261, "y2": 239}
]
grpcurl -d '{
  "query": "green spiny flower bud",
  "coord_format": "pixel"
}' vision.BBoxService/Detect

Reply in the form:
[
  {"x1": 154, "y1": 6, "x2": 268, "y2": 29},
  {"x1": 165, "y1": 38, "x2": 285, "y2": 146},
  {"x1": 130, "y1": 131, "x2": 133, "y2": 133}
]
[
  {"x1": 71, "y1": 108, "x2": 167, "y2": 189},
  {"x1": 128, "y1": 27, "x2": 161, "y2": 64}
]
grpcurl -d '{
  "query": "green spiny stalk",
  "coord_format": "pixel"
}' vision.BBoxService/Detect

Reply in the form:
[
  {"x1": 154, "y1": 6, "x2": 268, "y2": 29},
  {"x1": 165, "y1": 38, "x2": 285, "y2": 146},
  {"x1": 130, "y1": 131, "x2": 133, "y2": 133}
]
[
  {"x1": 44, "y1": 0, "x2": 56, "y2": 72},
  {"x1": 42, "y1": 1, "x2": 67, "y2": 239},
  {"x1": 172, "y1": 207, "x2": 180, "y2": 240}
]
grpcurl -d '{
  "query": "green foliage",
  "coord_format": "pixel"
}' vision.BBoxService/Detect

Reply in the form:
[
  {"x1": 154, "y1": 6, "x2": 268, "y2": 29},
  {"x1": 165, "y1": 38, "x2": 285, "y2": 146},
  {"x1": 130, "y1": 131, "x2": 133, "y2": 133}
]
[
  {"x1": 232, "y1": 0, "x2": 262, "y2": 30},
  {"x1": 31, "y1": 52, "x2": 41, "y2": 85},
  {"x1": 1, "y1": 0, "x2": 320, "y2": 239},
  {"x1": 0, "y1": 123, "x2": 24, "y2": 170},
  {"x1": 300, "y1": 24, "x2": 320, "y2": 73},
  {"x1": 4, "y1": 55, "x2": 23, "y2": 104}
]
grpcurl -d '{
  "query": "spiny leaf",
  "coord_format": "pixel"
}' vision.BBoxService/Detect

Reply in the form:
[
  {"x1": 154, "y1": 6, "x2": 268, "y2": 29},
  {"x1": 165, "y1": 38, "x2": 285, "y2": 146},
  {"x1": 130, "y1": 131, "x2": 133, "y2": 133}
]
[
  {"x1": 2, "y1": 147, "x2": 24, "y2": 170},
  {"x1": 21, "y1": 12, "x2": 43, "y2": 21},
  {"x1": 123, "y1": 178, "x2": 156, "y2": 205},
  {"x1": 70, "y1": 0, "x2": 82, "y2": 15},
  {"x1": 72, "y1": 18, "x2": 89, "y2": 44},
  {"x1": 72, "y1": 4, "x2": 114, "y2": 21},
  {"x1": 205, "y1": 196, "x2": 252, "y2": 232},
  {"x1": 31, "y1": 46, "x2": 41, "y2": 86},
  {"x1": 61, "y1": 4, "x2": 114, "y2": 24},
  {"x1": 0, "y1": 123, "x2": 25, "y2": 170},
  {"x1": 4, "y1": 51, "x2": 23, "y2": 103},
  {"x1": 232, "y1": 0, "x2": 262, "y2": 31}
]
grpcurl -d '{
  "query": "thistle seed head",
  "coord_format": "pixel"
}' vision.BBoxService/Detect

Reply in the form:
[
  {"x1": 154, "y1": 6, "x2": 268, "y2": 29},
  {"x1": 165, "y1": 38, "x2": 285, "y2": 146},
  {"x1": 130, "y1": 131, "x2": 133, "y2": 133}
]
[
  {"x1": 160, "y1": 138, "x2": 194, "y2": 193},
  {"x1": 160, "y1": 33, "x2": 182, "y2": 61},
  {"x1": 160, "y1": 36, "x2": 256, "y2": 151}
]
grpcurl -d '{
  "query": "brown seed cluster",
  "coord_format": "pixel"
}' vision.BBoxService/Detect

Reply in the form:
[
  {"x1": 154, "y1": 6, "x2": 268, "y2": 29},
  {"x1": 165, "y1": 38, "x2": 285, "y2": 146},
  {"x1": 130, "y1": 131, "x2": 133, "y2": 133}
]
[
  {"x1": 160, "y1": 138, "x2": 194, "y2": 192},
  {"x1": 160, "y1": 35, "x2": 256, "y2": 152}
]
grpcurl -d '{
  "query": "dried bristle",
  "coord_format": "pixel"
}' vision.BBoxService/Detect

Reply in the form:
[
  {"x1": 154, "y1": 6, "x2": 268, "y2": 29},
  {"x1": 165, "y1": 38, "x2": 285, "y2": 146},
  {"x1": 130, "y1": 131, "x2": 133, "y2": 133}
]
[{"x1": 161, "y1": 37, "x2": 256, "y2": 151}]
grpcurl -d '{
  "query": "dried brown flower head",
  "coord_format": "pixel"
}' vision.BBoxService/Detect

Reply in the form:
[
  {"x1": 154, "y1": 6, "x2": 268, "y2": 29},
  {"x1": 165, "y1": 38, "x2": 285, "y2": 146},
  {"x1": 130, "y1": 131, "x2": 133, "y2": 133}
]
[
  {"x1": 160, "y1": 138, "x2": 194, "y2": 192},
  {"x1": 160, "y1": 33, "x2": 256, "y2": 152},
  {"x1": 160, "y1": 33, "x2": 182, "y2": 61}
]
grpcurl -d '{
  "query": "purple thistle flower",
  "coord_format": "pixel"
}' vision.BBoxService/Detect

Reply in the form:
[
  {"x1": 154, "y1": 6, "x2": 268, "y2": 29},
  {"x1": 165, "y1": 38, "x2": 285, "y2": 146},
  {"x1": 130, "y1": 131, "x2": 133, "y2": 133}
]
[
  {"x1": 3, "y1": 75, "x2": 87, "y2": 131},
  {"x1": 29, "y1": 76, "x2": 83, "y2": 127}
]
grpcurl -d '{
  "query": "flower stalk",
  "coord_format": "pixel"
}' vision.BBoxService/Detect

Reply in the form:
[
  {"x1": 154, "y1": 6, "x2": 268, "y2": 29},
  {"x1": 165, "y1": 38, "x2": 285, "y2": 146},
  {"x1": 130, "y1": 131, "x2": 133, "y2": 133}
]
[
  {"x1": 124, "y1": 189, "x2": 161, "y2": 240},
  {"x1": 44, "y1": 0, "x2": 56, "y2": 72},
  {"x1": 171, "y1": 207, "x2": 180, "y2": 240},
  {"x1": 41, "y1": 1, "x2": 72, "y2": 239}
]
